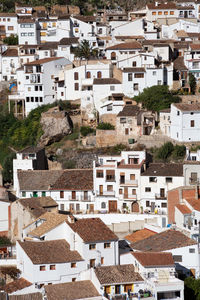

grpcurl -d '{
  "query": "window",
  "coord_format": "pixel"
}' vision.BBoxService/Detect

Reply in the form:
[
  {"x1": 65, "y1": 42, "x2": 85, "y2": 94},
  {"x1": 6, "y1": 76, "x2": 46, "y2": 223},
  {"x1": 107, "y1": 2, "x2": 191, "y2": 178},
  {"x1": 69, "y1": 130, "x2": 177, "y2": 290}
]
[
  {"x1": 132, "y1": 189, "x2": 136, "y2": 195},
  {"x1": 153, "y1": 71, "x2": 156, "y2": 75},
  {"x1": 22, "y1": 191, "x2": 26, "y2": 197},
  {"x1": 161, "y1": 203, "x2": 167, "y2": 208},
  {"x1": 146, "y1": 201, "x2": 150, "y2": 207},
  {"x1": 132, "y1": 61, "x2": 136, "y2": 67},
  {"x1": 152, "y1": 12, "x2": 156, "y2": 15},
  {"x1": 164, "y1": 11, "x2": 168, "y2": 15},
  {"x1": 170, "y1": 11, "x2": 174, "y2": 15},
  {"x1": 26, "y1": 97, "x2": 29, "y2": 102},
  {"x1": 125, "y1": 128, "x2": 129, "y2": 135},
  {"x1": 86, "y1": 71, "x2": 91, "y2": 78},
  {"x1": 173, "y1": 255, "x2": 182, "y2": 262},
  {"x1": 110, "y1": 86, "x2": 115, "y2": 91},
  {"x1": 107, "y1": 185, "x2": 113, "y2": 191},
  {"x1": 120, "y1": 117, "x2": 126, "y2": 123},
  {"x1": 75, "y1": 83, "x2": 79, "y2": 90},
  {"x1": 90, "y1": 259, "x2": 96, "y2": 268},
  {"x1": 128, "y1": 73, "x2": 133, "y2": 81},
  {"x1": 189, "y1": 248, "x2": 195, "y2": 253},
  {"x1": 134, "y1": 73, "x2": 144, "y2": 78},
  {"x1": 145, "y1": 187, "x2": 151, "y2": 192},
  {"x1": 166, "y1": 177, "x2": 172, "y2": 183},
  {"x1": 60, "y1": 191, "x2": 64, "y2": 198},
  {"x1": 7, "y1": 18, "x2": 10, "y2": 21},
  {"x1": 111, "y1": 52, "x2": 116, "y2": 60},
  {"x1": 42, "y1": 191, "x2": 46, "y2": 197},
  {"x1": 89, "y1": 244, "x2": 96, "y2": 250},
  {"x1": 97, "y1": 71, "x2": 102, "y2": 78},
  {"x1": 33, "y1": 191, "x2": 38, "y2": 197},
  {"x1": 158, "y1": 11, "x2": 162, "y2": 15},
  {"x1": 101, "y1": 257, "x2": 104, "y2": 264},
  {"x1": 177, "y1": 111, "x2": 180, "y2": 116},
  {"x1": 191, "y1": 120, "x2": 195, "y2": 127},
  {"x1": 119, "y1": 189, "x2": 123, "y2": 194},
  {"x1": 157, "y1": 80, "x2": 162, "y2": 85},
  {"x1": 101, "y1": 202, "x2": 106, "y2": 209},
  {"x1": 72, "y1": 278, "x2": 76, "y2": 282},
  {"x1": 40, "y1": 266, "x2": 46, "y2": 271},
  {"x1": 107, "y1": 105, "x2": 112, "y2": 111},
  {"x1": 40, "y1": 97, "x2": 43, "y2": 102},
  {"x1": 50, "y1": 265, "x2": 56, "y2": 270},
  {"x1": 60, "y1": 204, "x2": 64, "y2": 210},
  {"x1": 104, "y1": 242, "x2": 111, "y2": 248},
  {"x1": 8, "y1": 26, "x2": 14, "y2": 30},
  {"x1": 133, "y1": 83, "x2": 138, "y2": 91},
  {"x1": 149, "y1": 177, "x2": 157, "y2": 182},
  {"x1": 71, "y1": 262, "x2": 76, "y2": 268},
  {"x1": 96, "y1": 170, "x2": 103, "y2": 178},
  {"x1": 74, "y1": 72, "x2": 78, "y2": 80}
]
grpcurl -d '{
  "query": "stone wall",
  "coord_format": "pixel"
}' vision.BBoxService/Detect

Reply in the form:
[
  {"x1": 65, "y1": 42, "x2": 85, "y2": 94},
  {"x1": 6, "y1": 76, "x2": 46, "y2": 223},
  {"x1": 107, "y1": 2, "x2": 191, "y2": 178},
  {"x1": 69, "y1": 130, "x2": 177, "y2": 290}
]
[
  {"x1": 100, "y1": 114, "x2": 117, "y2": 126},
  {"x1": 96, "y1": 130, "x2": 117, "y2": 147}
]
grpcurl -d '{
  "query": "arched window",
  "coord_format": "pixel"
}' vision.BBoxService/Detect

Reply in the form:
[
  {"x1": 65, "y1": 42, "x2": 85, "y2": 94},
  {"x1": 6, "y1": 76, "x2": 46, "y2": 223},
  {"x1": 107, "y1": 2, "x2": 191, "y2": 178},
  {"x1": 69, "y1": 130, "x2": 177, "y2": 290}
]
[
  {"x1": 86, "y1": 71, "x2": 91, "y2": 78},
  {"x1": 111, "y1": 52, "x2": 116, "y2": 60},
  {"x1": 97, "y1": 71, "x2": 102, "y2": 79},
  {"x1": 101, "y1": 202, "x2": 106, "y2": 209}
]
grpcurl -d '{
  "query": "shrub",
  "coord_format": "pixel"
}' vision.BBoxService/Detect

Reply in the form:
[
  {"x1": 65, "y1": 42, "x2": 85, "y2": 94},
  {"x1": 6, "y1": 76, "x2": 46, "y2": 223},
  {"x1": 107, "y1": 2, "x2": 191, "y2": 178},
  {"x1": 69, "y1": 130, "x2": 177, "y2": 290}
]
[
  {"x1": 3, "y1": 34, "x2": 18, "y2": 45},
  {"x1": 97, "y1": 122, "x2": 115, "y2": 130},
  {"x1": 63, "y1": 159, "x2": 76, "y2": 169},
  {"x1": 156, "y1": 142, "x2": 174, "y2": 160},
  {"x1": 80, "y1": 126, "x2": 95, "y2": 137},
  {"x1": 172, "y1": 145, "x2": 186, "y2": 160}
]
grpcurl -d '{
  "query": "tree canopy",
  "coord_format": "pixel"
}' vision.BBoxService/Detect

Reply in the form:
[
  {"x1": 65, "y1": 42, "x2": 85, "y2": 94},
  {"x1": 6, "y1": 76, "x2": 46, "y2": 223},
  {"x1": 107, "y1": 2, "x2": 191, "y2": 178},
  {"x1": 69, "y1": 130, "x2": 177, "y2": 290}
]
[
  {"x1": 3, "y1": 34, "x2": 18, "y2": 45},
  {"x1": 72, "y1": 40, "x2": 98, "y2": 60},
  {"x1": 134, "y1": 85, "x2": 180, "y2": 112}
]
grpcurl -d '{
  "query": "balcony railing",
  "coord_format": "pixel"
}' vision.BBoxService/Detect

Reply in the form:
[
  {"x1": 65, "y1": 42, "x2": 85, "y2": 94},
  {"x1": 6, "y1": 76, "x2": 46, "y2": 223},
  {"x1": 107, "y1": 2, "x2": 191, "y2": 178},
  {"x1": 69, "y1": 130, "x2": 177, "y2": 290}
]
[
  {"x1": 120, "y1": 179, "x2": 138, "y2": 186},
  {"x1": 119, "y1": 194, "x2": 137, "y2": 200},
  {"x1": 155, "y1": 193, "x2": 166, "y2": 199},
  {"x1": 68, "y1": 196, "x2": 93, "y2": 202},
  {"x1": 96, "y1": 190, "x2": 115, "y2": 196}
]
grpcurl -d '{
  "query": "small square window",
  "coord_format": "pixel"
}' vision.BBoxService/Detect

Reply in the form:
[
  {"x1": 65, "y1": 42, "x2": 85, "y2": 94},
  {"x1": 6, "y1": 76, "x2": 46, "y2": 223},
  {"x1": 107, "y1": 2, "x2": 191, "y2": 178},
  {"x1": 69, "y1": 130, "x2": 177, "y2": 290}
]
[
  {"x1": 40, "y1": 266, "x2": 46, "y2": 271},
  {"x1": 145, "y1": 187, "x2": 151, "y2": 192},
  {"x1": 89, "y1": 244, "x2": 96, "y2": 250},
  {"x1": 22, "y1": 191, "x2": 26, "y2": 197},
  {"x1": 50, "y1": 265, "x2": 56, "y2": 270},
  {"x1": 71, "y1": 262, "x2": 76, "y2": 268},
  {"x1": 104, "y1": 242, "x2": 111, "y2": 248}
]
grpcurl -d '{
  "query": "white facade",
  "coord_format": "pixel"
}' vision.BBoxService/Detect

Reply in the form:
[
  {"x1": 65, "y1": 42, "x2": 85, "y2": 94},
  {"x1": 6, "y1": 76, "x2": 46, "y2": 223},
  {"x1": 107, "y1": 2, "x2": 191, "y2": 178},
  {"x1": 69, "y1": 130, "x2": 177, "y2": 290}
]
[
  {"x1": 0, "y1": 14, "x2": 18, "y2": 37},
  {"x1": 170, "y1": 103, "x2": 200, "y2": 142},
  {"x1": 160, "y1": 110, "x2": 171, "y2": 137},
  {"x1": 18, "y1": 20, "x2": 38, "y2": 45},
  {"x1": 0, "y1": 49, "x2": 19, "y2": 81}
]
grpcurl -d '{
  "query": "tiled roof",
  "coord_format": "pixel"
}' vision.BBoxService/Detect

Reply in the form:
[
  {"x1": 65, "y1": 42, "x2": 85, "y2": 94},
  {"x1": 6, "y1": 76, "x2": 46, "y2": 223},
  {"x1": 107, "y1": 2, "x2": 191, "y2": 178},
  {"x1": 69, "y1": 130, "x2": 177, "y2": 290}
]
[
  {"x1": 19, "y1": 146, "x2": 43, "y2": 153},
  {"x1": 3, "y1": 278, "x2": 32, "y2": 294},
  {"x1": 44, "y1": 280, "x2": 100, "y2": 300},
  {"x1": 131, "y1": 229, "x2": 197, "y2": 251},
  {"x1": 122, "y1": 67, "x2": 146, "y2": 73},
  {"x1": 38, "y1": 42, "x2": 59, "y2": 50},
  {"x1": 132, "y1": 252, "x2": 174, "y2": 267},
  {"x1": 173, "y1": 103, "x2": 200, "y2": 111},
  {"x1": 160, "y1": 108, "x2": 171, "y2": 113},
  {"x1": 18, "y1": 196, "x2": 57, "y2": 218},
  {"x1": 125, "y1": 229, "x2": 156, "y2": 243},
  {"x1": 0, "y1": 13, "x2": 17, "y2": 17},
  {"x1": 18, "y1": 239, "x2": 83, "y2": 264},
  {"x1": 141, "y1": 163, "x2": 183, "y2": 177},
  {"x1": 147, "y1": 3, "x2": 177, "y2": 9},
  {"x1": 115, "y1": 36, "x2": 144, "y2": 40},
  {"x1": 175, "y1": 30, "x2": 189, "y2": 38},
  {"x1": 117, "y1": 105, "x2": 140, "y2": 117},
  {"x1": 106, "y1": 41, "x2": 142, "y2": 50},
  {"x1": 176, "y1": 204, "x2": 191, "y2": 214},
  {"x1": 95, "y1": 264, "x2": 143, "y2": 285},
  {"x1": 9, "y1": 293, "x2": 42, "y2": 300},
  {"x1": 2, "y1": 48, "x2": 18, "y2": 57},
  {"x1": 69, "y1": 218, "x2": 118, "y2": 242},
  {"x1": 190, "y1": 43, "x2": 200, "y2": 50},
  {"x1": 93, "y1": 78, "x2": 121, "y2": 85},
  {"x1": 73, "y1": 15, "x2": 97, "y2": 22},
  {"x1": 18, "y1": 170, "x2": 63, "y2": 191},
  {"x1": 18, "y1": 18, "x2": 35, "y2": 24},
  {"x1": 50, "y1": 169, "x2": 93, "y2": 190},
  {"x1": 59, "y1": 37, "x2": 79, "y2": 45},
  {"x1": 27, "y1": 211, "x2": 67, "y2": 237},
  {"x1": 25, "y1": 57, "x2": 64, "y2": 65},
  {"x1": 9, "y1": 293, "x2": 43, "y2": 300},
  {"x1": 185, "y1": 199, "x2": 200, "y2": 212}
]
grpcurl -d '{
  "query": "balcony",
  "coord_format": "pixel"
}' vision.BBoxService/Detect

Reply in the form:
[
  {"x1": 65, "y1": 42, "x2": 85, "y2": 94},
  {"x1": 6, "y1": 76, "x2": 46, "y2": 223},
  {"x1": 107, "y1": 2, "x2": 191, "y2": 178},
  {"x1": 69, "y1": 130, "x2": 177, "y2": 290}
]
[
  {"x1": 96, "y1": 190, "x2": 115, "y2": 196},
  {"x1": 189, "y1": 177, "x2": 200, "y2": 185},
  {"x1": 68, "y1": 196, "x2": 93, "y2": 202},
  {"x1": 155, "y1": 193, "x2": 166, "y2": 199},
  {"x1": 119, "y1": 194, "x2": 137, "y2": 201},
  {"x1": 120, "y1": 179, "x2": 138, "y2": 186},
  {"x1": 106, "y1": 176, "x2": 116, "y2": 182}
]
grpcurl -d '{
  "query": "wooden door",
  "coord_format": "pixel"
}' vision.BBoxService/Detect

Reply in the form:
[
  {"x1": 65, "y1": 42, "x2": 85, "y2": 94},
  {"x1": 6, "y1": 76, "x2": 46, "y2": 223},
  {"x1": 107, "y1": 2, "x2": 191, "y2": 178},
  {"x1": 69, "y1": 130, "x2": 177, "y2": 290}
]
[
  {"x1": 160, "y1": 188, "x2": 165, "y2": 198},
  {"x1": 132, "y1": 201, "x2": 139, "y2": 212},
  {"x1": 90, "y1": 259, "x2": 95, "y2": 268},
  {"x1": 72, "y1": 191, "x2": 76, "y2": 200},
  {"x1": 69, "y1": 204, "x2": 74, "y2": 212},
  {"x1": 105, "y1": 286, "x2": 111, "y2": 294},
  {"x1": 125, "y1": 128, "x2": 129, "y2": 135},
  {"x1": 109, "y1": 200, "x2": 117, "y2": 213},
  {"x1": 99, "y1": 185, "x2": 103, "y2": 195},
  {"x1": 130, "y1": 174, "x2": 135, "y2": 180},
  {"x1": 89, "y1": 204, "x2": 94, "y2": 212},
  {"x1": 84, "y1": 191, "x2": 88, "y2": 200},
  {"x1": 124, "y1": 284, "x2": 133, "y2": 293},
  {"x1": 124, "y1": 187, "x2": 128, "y2": 198}
]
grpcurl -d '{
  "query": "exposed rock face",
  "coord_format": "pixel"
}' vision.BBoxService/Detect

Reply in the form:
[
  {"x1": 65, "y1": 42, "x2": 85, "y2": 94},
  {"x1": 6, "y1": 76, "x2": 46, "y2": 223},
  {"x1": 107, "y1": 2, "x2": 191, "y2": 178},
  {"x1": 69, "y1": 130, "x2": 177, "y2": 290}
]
[{"x1": 39, "y1": 106, "x2": 72, "y2": 146}]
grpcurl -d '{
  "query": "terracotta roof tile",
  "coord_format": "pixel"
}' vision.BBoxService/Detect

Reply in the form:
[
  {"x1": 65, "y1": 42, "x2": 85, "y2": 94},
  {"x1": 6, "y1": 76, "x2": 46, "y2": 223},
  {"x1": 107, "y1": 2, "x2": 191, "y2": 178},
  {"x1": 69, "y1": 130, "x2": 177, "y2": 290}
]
[
  {"x1": 25, "y1": 57, "x2": 64, "y2": 65},
  {"x1": 117, "y1": 105, "x2": 140, "y2": 117},
  {"x1": 27, "y1": 211, "x2": 67, "y2": 237},
  {"x1": 106, "y1": 41, "x2": 142, "y2": 50},
  {"x1": 147, "y1": 3, "x2": 177, "y2": 9},
  {"x1": 132, "y1": 252, "x2": 174, "y2": 267},
  {"x1": 9, "y1": 293, "x2": 43, "y2": 300},
  {"x1": 176, "y1": 204, "x2": 191, "y2": 214},
  {"x1": 44, "y1": 280, "x2": 100, "y2": 300},
  {"x1": 141, "y1": 163, "x2": 183, "y2": 177},
  {"x1": 131, "y1": 230, "x2": 197, "y2": 251},
  {"x1": 18, "y1": 239, "x2": 83, "y2": 264},
  {"x1": 185, "y1": 199, "x2": 200, "y2": 212},
  {"x1": 3, "y1": 278, "x2": 32, "y2": 294},
  {"x1": 93, "y1": 78, "x2": 121, "y2": 85},
  {"x1": 2, "y1": 48, "x2": 18, "y2": 57},
  {"x1": 59, "y1": 37, "x2": 79, "y2": 45},
  {"x1": 69, "y1": 218, "x2": 118, "y2": 242},
  {"x1": 122, "y1": 67, "x2": 145, "y2": 73},
  {"x1": 190, "y1": 43, "x2": 200, "y2": 50},
  {"x1": 51, "y1": 169, "x2": 93, "y2": 190},
  {"x1": 174, "y1": 57, "x2": 187, "y2": 71},
  {"x1": 125, "y1": 229, "x2": 156, "y2": 243},
  {"x1": 173, "y1": 103, "x2": 200, "y2": 111},
  {"x1": 95, "y1": 264, "x2": 143, "y2": 285}
]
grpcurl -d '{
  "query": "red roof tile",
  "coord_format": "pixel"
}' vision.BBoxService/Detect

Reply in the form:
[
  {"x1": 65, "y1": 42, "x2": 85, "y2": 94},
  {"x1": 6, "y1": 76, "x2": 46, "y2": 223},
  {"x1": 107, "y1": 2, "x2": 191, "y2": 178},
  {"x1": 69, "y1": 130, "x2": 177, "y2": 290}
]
[
  {"x1": 176, "y1": 204, "x2": 191, "y2": 214},
  {"x1": 132, "y1": 252, "x2": 174, "y2": 267}
]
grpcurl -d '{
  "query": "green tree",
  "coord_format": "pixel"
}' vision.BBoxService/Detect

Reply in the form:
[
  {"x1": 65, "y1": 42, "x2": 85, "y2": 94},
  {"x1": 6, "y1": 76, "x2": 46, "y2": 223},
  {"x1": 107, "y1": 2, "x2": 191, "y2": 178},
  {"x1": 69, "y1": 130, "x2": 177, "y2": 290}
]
[
  {"x1": 3, "y1": 34, "x2": 18, "y2": 45},
  {"x1": 156, "y1": 142, "x2": 174, "y2": 161},
  {"x1": 134, "y1": 85, "x2": 180, "y2": 112},
  {"x1": 97, "y1": 122, "x2": 115, "y2": 130},
  {"x1": 184, "y1": 277, "x2": 200, "y2": 300},
  {"x1": 72, "y1": 40, "x2": 98, "y2": 60},
  {"x1": 2, "y1": 152, "x2": 16, "y2": 183},
  {"x1": 189, "y1": 73, "x2": 196, "y2": 95},
  {"x1": 172, "y1": 145, "x2": 186, "y2": 160}
]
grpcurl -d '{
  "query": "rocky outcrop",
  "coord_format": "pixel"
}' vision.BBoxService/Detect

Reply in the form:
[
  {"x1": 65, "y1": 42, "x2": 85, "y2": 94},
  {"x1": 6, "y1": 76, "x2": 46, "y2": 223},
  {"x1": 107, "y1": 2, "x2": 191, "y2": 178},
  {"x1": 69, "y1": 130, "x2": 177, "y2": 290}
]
[{"x1": 39, "y1": 106, "x2": 72, "y2": 146}]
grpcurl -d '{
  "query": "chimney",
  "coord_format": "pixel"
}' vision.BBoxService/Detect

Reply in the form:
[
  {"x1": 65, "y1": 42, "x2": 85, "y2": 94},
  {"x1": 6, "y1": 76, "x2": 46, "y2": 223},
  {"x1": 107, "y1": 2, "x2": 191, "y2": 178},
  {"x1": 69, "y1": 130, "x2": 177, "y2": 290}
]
[
  {"x1": 67, "y1": 215, "x2": 75, "y2": 223},
  {"x1": 155, "y1": 2, "x2": 158, "y2": 6}
]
